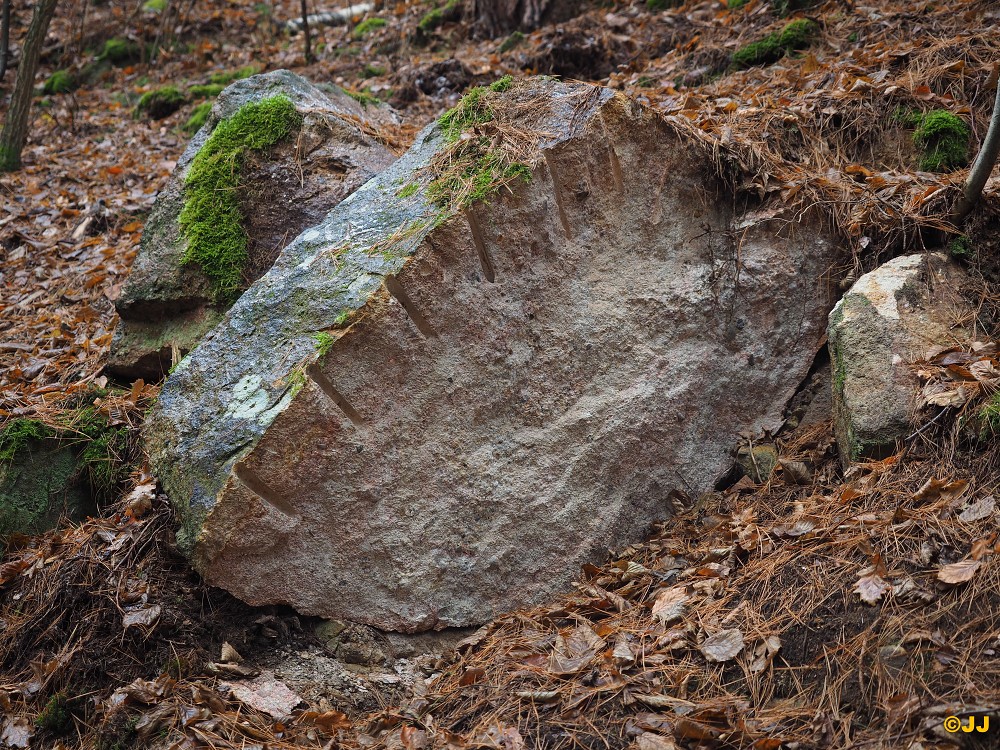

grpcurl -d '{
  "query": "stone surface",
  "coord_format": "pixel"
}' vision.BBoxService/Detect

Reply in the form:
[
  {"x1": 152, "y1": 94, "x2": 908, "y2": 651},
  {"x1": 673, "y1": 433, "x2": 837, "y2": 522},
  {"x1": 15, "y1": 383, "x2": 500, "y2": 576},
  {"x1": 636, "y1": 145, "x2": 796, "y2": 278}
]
[
  {"x1": 828, "y1": 253, "x2": 972, "y2": 464},
  {"x1": 0, "y1": 441, "x2": 95, "y2": 546},
  {"x1": 107, "y1": 70, "x2": 398, "y2": 381},
  {"x1": 146, "y1": 77, "x2": 843, "y2": 632}
]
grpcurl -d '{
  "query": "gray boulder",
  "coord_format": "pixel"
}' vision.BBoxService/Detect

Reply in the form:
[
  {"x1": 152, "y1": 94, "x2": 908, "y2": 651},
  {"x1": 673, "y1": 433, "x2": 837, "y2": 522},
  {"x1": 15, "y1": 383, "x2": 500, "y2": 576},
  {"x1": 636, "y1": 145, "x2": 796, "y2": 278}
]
[
  {"x1": 828, "y1": 253, "x2": 971, "y2": 465},
  {"x1": 107, "y1": 70, "x2": 398, "y2": 381},
  {"x1": 145, "y1": 77, "x2": 843, "y2": 632}
]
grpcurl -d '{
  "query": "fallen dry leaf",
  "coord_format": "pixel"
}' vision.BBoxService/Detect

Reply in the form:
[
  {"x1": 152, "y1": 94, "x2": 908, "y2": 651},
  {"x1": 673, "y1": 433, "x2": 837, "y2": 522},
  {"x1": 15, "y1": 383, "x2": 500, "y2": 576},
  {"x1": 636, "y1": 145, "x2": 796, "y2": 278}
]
[
  {"x1": 1, "y1": 717, "x2": 33, "y2": 748},
  {"x1": 634, "y1": 732, "x2": 679, "y2": 750},
  {"x1": 959, "y1": 496, "x2": 996, "y2": 523},
  {"x1": 651, "y1": 587, "x2": 689, "y2": 625},
  {"x1": 548, "y1": 622, "x2": 604, "y2": 674},
  {"x1": 699, "y1": 628, "x2": 744, "y2": 662},
  {"x1": 937, "y1": 559, "x2": 981, "y2": 584},
  {"x1": 855, "y1": 573, "x2": 891, "y2": 605}
]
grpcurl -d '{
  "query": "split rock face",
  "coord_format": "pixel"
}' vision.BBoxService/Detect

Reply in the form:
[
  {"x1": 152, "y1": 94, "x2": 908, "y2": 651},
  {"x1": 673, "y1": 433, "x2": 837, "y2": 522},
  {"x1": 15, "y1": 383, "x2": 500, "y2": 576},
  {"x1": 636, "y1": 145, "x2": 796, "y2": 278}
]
[
  {"x1": 107, "y1": 70, "x2": 398, "y2": 380},
  {"x1": 146, "y1": 77, "x2": 842, "y2": 631}
]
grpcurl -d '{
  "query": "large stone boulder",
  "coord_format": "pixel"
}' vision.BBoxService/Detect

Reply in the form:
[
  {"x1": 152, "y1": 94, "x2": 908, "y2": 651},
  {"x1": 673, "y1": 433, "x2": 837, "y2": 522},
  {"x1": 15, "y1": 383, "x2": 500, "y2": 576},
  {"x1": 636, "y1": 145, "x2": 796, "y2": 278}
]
[
  {"x1": 828, "y1": 253, "x2": 972, "y2": 465},
  {"x1": 107, "y1": 70, "x2": 398, "y2": 381},
  {"x1": 146, "y1": 77, "x2": 842, "y2": 632}
]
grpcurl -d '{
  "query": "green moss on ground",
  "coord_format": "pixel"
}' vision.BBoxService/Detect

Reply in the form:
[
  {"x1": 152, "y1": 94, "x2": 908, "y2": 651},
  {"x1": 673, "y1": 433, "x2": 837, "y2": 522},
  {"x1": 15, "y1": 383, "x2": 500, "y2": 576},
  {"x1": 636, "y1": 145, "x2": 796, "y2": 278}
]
[
  {"x1": 208, "y1": 65, "x2": 259, "y2": 85},
  {"x1": 135, "y1": 86, "x2": 186, "y2": 120},
  {"x1": 184, "y1": 101, "x2": 213, "y2": 134},
  {"x1": 732, "y1": 18, "x2": 818, "y2": 69},
  {"x1": 948, "y1": 235, "x2": 974, "y2": 259},
  {"x1": 912, "y1": 109, "x2": 969, "y2": 172},
  {"x1": 188, "y1": 83, "x2": 225, "y2": 98},
  {"x1": 35, "y1": 693, "x2": 73, "y2": 734},
  {"x1": 727, "y1": 0, "x2": 751, "y2": 8},
  {"x1": 352, "y1": 17, "x2": 387, "y2": 39},
  {"x1": 43, "y1": 70, "x2": 76, "y2": 94},
  {"x1": 647, "y1": 0, "x2": 682, "y2": 9},
  {"x1": 98, "y1": 38, "x2": 141, "y2": 65},
  {"x1": 362, "y1": 63, "x2": 386, "y2": 78},
  {"x1": 179, "y1": 94, "x2": 303, "y2": 302}
]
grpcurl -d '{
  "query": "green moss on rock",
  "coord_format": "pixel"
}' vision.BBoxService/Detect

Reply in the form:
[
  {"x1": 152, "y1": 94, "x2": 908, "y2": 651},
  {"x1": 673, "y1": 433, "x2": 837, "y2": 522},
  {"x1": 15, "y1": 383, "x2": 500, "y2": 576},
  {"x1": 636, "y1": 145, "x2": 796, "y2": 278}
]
[
  {"x1": 184, "y1": 101, "x2": 213, "y2": 134},
  {"x1": 352, "y1": 17, "x2": 386, "y2": 39},
  {"x1": 427, "y1": 77, "x2": 531, "y2": 211},
  {"x1": 189, "y1": 83, "x2": 226, "y2": 99},
  {"x1": 912, "y1": 109, "x2": 969, "y2": 172},
  {"x1": 43, "y1": 70, "x2": 76, "y2": 95},
  {"x1": 98, "y1": 38, "x2": 141, "y2": 65},
  {"x1": 135, "y1": 86, "x2": 186, "y2": 119},
  {"x1": 209, "y1": 65, "x2": 259, "y2": 85},
  {"x1": 418, "y1": 0, "x2": 460, "y2": 33},
  {"x1": 179, "y1": 94, "x2": 303, "y2": 302},
  {"x1": 732, "y1": 18, "x2": 818, "y2": 69}
]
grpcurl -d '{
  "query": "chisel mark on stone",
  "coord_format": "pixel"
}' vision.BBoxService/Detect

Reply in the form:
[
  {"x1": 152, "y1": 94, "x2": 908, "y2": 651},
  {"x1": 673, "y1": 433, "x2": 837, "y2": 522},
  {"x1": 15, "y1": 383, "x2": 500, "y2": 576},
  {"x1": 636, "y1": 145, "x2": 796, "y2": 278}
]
[
  {"x1": 385, "y1": 274, "x2": 436, "y2": 338},
  {"x1": 543, "y1": 150, "x2": 573, "y2": 240},
  {"x1": 307, "y1": 364, "x2": 366, "y2": 427},
  {"x1": 465, "y1": 208, "x2": 496, "y2": 283},
  {"x1": 234, "y1": 462, "x2": 298, "y2": 518}
]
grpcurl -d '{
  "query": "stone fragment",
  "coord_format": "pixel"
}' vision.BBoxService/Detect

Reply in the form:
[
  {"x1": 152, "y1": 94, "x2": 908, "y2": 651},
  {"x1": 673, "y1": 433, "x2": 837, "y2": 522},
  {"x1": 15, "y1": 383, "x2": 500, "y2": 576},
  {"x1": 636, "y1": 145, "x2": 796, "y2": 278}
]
[
  {"x1": 107, "y1": 70, "x2": 398, "y2": 380},
  {"x1": 828, "y1": 253, "x2": 972, "y2": 465},
  {"x1": 146, "y1": 77, "x2": 842, "y2": 631}
]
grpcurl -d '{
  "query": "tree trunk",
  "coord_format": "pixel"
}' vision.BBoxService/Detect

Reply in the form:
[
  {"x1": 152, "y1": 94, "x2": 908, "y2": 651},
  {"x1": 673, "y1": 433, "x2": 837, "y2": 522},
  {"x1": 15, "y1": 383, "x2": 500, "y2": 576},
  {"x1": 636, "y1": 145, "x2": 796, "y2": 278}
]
[
  {"x1": 0, "y1": 0, "x2": 58, "y2": 172},
  {"x1": 468, "y1": 0, "x2": 552, "y2": 38}
]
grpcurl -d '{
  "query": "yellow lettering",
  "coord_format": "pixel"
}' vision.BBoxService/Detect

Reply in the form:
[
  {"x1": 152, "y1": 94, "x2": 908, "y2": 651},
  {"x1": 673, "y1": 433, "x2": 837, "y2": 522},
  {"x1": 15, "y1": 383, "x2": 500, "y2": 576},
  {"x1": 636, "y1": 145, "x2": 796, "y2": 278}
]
[
  {"x1": 976, "y1": 716, "x2": 989, "y2": 733},
  {"x1": 963, "y1": 716, "x2": 976, "y2": 733}
]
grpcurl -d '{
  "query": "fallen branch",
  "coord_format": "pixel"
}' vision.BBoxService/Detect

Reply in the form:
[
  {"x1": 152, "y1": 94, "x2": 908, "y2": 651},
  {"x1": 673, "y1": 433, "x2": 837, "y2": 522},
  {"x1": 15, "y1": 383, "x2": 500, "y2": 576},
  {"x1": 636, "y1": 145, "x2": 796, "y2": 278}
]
[
  {"x1": 284, "y1": 1, "x2": 372, "y2": 31},
  {"x1": 952, "y1": 65, "x2": 1000, "y2": 222}
]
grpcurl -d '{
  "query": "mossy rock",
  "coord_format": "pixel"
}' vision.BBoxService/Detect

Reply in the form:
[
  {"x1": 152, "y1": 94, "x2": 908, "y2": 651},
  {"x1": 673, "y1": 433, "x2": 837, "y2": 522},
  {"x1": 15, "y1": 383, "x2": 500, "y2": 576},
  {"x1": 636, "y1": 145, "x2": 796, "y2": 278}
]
[
  {"x1": 736, "y1": 444, "x2": 778, "y2": 483},
  {"x1": 418, "y1": 0, "x2": 461, "y2": 33},
  {"x1": 184, "y1": 101, "x2": 214, "y2": 134},
  {"x1": 136, "y1": 86, "x2": 186, "y2": 120},
  {"x1": 0, "y1": 412, "x2": 136, "y2": 549},
  {"x1": 43, "y1": 70, "x2": 76, "y2": 95},
  {"x1": 109, "y1": 70, "x2": 399, "y2": 381},
  {"x1": 352, "y1": 17, "x2": 386, "y2": 39},
  {"x1": 98, "y1": 38, "x2": 141, "y2": 65},
  {"x1": 732, "y1": 18, "x2": 818, "y2": 69}
]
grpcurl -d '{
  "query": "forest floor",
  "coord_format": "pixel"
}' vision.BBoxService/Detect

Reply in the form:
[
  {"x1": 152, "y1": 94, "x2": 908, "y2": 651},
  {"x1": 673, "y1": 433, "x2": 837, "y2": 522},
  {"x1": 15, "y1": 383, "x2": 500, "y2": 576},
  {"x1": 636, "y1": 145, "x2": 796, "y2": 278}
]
[{"x1": 1, "y1": 0, "x2": 999, "y2": 748}]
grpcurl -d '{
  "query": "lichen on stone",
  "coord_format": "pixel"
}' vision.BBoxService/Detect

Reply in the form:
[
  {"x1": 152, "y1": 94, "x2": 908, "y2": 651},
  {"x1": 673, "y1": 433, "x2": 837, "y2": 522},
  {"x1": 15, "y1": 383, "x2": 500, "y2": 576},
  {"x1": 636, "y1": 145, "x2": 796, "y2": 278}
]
[{"x1": 179, "y1": 94, "x2": 303, "y2": 302}]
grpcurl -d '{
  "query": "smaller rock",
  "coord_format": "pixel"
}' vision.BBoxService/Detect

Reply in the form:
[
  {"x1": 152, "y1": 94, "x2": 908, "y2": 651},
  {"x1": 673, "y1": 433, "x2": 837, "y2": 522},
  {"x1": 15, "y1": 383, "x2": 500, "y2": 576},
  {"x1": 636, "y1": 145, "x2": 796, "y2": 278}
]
[
  {"x1": 736, "y1": 444, "x2": 778, "y2": 483},
  {"x1": 828, "y1": 253, "x2": 972, "y2": 465}
]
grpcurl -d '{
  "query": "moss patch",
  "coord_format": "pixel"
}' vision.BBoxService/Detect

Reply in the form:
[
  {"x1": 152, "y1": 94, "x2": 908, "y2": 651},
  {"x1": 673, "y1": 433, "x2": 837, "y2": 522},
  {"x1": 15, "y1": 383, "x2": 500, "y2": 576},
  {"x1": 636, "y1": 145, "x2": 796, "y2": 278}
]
[
  {"x1": 346, "y1": 88, "x2": 380, "y2": 107},
  {"x1": 209, "y1": 65, "x2": 259, "y2": 85},
  {"x1": 498, "y1": 30, "x2": 524, "y2": 53},
  {"x1": 97, "y1": 38, "x2": 141, "y2": 65},
  {"x1": 188, "y1": 83, "x2": 225, "y2": 98},
  {"x1": 732, "y1": 18, "x2": 818, "y2": 69},
  {"x1": 912, "y1": 109, "x2": 969, "y2": 172},
  {"x1": 427, "y1": 76, "x2": 531, "y2": 212},
  {"x1": 948, "y1": 235, "x2": 974, "y2": 260},
  {"x1": 397, "y1": 181, "x2": 419, "y2": 198},
  {"x1": 418, "y1": 0, "x2": 460, "y2": 33},
  {"x1": 352, "y1": 17, "x2": 386, "y2": 39},
  {"x1": 312, "y1": 331, "x2": 336, "y2": 356},
  {"x1": 35, "y1": 693, "x2": 74, "y2": 734},
  {"x1": 43, "y1": 70, "x2": 76, "y2": 95},
  {"x1": 179, "y1": 94, "x2": 303, "y2": 302},
  {"x1": 0, "y1": 419, "x2": 53, "y2": 464},
  {"x1": 183, "y1": 101, "x2": 213, "y2": 134},
  {"x1": 135, "y1": 86, "x2": 186, "y2": 120}
]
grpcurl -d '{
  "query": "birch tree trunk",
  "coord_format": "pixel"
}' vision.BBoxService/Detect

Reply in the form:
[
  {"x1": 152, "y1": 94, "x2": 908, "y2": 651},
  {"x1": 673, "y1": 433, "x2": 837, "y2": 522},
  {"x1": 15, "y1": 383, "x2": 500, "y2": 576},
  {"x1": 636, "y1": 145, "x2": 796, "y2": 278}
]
[{"x1": 0, "y1": 0, "x2": 59, "y2": 172}]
